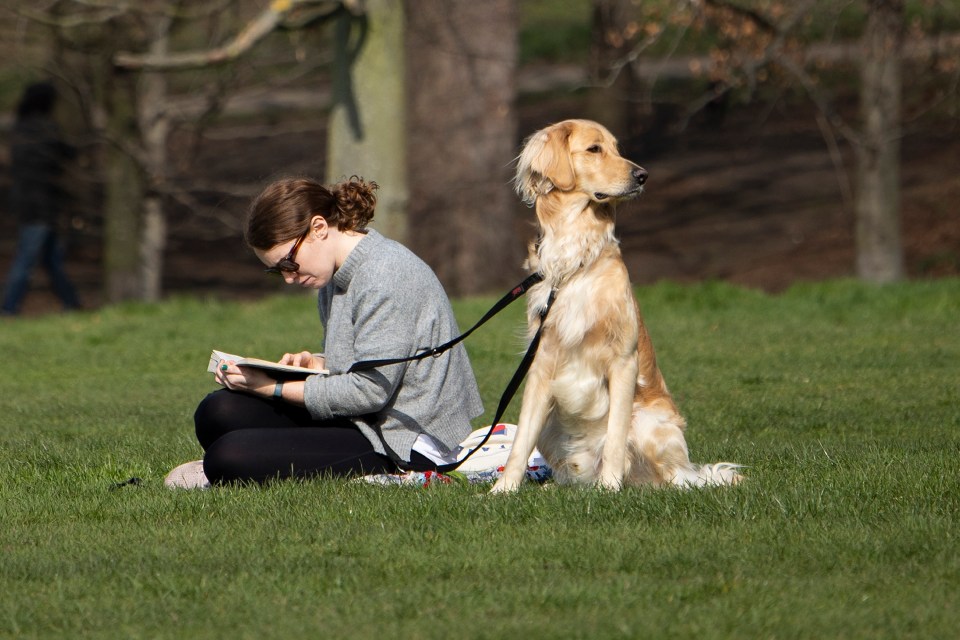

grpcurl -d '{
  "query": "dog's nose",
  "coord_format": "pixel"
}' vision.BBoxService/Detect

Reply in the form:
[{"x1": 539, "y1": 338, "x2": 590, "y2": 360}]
[{"x1": 633, "y1": 167, "x2": 648, "y2": 185}]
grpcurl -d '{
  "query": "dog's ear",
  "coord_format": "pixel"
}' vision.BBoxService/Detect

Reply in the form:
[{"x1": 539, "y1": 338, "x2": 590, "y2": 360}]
[{"x1": 514, "y1": 123, "x2": 576, "y2": 205}]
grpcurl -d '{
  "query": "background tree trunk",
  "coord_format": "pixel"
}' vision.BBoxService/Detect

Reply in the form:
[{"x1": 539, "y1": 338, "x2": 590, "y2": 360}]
[
  {"x1": 855, "y1": 0, "x2": 905, "y2": 283},
  {"x1": 103, "y1": 67, "x2": 145, "y2": 302},
  {"x1": 404, "y1": 0, "x2": 524, "y2": 296},
  {"x1": 327, "y1": 0, "x2": 408, "y2": 244},
  {"x1": 587, "y1": 0, "x2": 641, "y2": 140},
  {"x1": 139, "y1": 16, "x2": 172, "y2": 303}
]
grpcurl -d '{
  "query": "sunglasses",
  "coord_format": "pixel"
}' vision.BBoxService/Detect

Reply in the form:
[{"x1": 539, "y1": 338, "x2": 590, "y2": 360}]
[{"x1": 264, "y1": 227, "x2": 310, "y2": 275}]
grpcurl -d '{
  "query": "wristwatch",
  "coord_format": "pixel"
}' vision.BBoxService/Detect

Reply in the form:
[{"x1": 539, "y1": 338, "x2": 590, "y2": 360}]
[{"x1": 273, "y1": 381, "x2": 284, "y2": 399}]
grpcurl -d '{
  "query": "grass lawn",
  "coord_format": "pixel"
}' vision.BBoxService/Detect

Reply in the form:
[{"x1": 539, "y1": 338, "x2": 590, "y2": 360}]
[{"x1": 1, "y1": 279, "x2": 958, "y2": 639}]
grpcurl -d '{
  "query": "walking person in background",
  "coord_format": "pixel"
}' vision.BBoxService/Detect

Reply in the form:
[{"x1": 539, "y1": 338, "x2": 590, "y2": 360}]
[{"x1": 1, "y1": 81, "x2": 81, "y2": 315}]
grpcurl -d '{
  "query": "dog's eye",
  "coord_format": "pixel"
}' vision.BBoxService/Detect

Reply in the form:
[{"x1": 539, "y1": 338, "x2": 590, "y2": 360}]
[{"x1": 586, "y1": 145, "x2": 602, "y2": 154}]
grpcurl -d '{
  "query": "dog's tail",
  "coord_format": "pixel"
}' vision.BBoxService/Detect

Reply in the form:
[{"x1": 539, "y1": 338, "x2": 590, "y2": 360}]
[{"x1": 669, "y1": 462, "x2": 744, "y2": 488}]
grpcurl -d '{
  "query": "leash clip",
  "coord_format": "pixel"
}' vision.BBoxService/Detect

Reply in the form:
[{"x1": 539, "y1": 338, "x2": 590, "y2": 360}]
[
  {"x1": 418, "y1": 346, "x2": 442, "y2": 359},
  {"x1": 540, "y1": 287, "x2": 558, "y2": 320}
]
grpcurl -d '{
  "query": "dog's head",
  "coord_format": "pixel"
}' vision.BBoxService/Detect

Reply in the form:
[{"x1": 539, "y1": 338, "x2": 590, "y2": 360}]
[{"x1": 514, "y1": 119, "x2": 648, "y2": 206}]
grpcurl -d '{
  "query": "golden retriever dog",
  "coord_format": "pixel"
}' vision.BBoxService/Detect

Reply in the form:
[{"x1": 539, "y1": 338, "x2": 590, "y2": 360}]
[{"x1": 490, "y1": 119, "x2": 741, "y2": 493}]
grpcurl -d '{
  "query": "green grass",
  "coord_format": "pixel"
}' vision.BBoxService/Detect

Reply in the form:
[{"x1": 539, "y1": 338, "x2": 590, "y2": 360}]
[{"x1": 2, "y1": 279, "x2": 959, "y2": 639}]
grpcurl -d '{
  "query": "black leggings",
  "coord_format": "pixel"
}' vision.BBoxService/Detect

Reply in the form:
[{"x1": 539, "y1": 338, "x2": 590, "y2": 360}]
[{"x1": 194, "y1": 389, "x2": 436, "y2": 484}]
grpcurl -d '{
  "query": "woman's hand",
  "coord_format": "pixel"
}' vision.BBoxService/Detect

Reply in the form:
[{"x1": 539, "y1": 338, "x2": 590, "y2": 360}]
[
  {"x1": 215, "y1": 360, "x2": 276, "y2": 398},
  {"x1": 279, "y1": 351, "x2": 326, "y2": 370}
]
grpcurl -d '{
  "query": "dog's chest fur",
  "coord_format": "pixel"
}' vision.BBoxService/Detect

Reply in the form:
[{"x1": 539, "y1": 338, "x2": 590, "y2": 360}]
[
  {"x1": 528, "y1": 207, "x2": 636, "y2": 345},
  {"x1": 526, "y1": 219, "x2": 640, "y2": 427}
]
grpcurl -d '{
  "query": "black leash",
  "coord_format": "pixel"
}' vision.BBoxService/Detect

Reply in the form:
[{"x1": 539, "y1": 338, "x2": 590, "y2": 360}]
[
  {"x1": 347, "y1": 272, "x2": 556, "y2": 473},
  {"x1": 435, "y1": 286, "x2": 556, "y2": 473},
  {"x1": 348, "y1": 272, "x2": 544, "y2": 374}
]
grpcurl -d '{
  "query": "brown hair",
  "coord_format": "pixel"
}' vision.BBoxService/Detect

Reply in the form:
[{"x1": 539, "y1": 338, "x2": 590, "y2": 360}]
[{"x1": 244, "y1": 176, "x2": 378, "y2": 250}]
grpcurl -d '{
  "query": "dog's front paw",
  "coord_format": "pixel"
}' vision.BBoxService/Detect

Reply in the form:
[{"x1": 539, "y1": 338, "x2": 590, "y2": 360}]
[
  {"x1": 597, "y1": 474, "x2": 624, "y2": 491},
  {"x1": 490, "y1": 478, "x2": 521, "y2": 494}
]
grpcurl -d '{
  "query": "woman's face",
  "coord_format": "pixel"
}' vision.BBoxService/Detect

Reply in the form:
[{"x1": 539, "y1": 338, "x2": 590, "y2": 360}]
[{"x1": 256, "y1": 216, "x2": 338, "y2": 289}]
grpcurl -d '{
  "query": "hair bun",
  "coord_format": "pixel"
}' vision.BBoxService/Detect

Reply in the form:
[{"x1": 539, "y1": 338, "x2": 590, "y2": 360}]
[{"x1": 334, "y1": 176, "x2": 378, "y2": 230}]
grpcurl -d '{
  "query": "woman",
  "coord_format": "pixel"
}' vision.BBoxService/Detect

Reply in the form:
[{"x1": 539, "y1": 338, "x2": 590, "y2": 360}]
[{"x1": 167, "y1": 176, "x2": 483, "y2": 487}]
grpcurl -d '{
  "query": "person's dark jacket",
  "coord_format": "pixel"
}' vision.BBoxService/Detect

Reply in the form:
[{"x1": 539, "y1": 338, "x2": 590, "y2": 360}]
[{"x1": 9, "y1": 115, "x2": 76, "y2": 227}]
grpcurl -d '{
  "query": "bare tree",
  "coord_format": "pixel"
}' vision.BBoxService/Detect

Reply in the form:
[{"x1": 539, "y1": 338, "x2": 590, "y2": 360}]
[
  {"x1": 613, "y1": 0, "x2": 958, "y2": 284},
  {"x1": 14, "y1": 0, "x2": 343, "y2": 302},
  {"x1": 856, "y1": 0, "x2": 905, "y2": 283},
  {"x1": 137, "y1": 14, "x2": 174, "y2": 303},
  {"x1": 695, "y1": 0, "x2": 911, "y2": 282}
]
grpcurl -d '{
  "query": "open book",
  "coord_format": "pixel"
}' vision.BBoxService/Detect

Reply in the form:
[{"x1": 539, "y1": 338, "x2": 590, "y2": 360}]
[{"x1": 208, "y1": 349, "x2": 328, "y2": 379}]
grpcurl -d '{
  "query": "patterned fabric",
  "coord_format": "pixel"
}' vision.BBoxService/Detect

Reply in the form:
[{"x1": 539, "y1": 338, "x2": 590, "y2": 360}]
[{"x1": 359, "y1": 424, "x2": 553, "y2": 487}]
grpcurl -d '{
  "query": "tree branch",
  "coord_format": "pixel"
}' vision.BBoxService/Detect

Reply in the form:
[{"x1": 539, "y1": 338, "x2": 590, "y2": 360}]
[
  {"x1": 16, "y1": 5, "x2": 125, "y2": 29},
  {"x1": 701, "y1": 0, "x2": 779, "y2": 35},
  {"x1": 682, "y1": 0, "x2": 865, "y2": 143},
  {"x1": 595, "y1": 2, "x2": 692, "y2": 89},
  {"x1": 112, "y1": 0, "x2": 354, "y2": 71}
]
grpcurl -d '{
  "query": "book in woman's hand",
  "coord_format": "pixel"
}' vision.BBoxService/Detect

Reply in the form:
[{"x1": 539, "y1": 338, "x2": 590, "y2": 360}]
[{"x1": 208, "y1": 349, "x2": 329, "y2": 380}]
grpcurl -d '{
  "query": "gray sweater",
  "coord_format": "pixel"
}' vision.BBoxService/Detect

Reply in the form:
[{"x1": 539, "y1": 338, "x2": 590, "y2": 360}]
[{"x1": 303, "y1": 230, "x2": 484, "y2": 461}]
